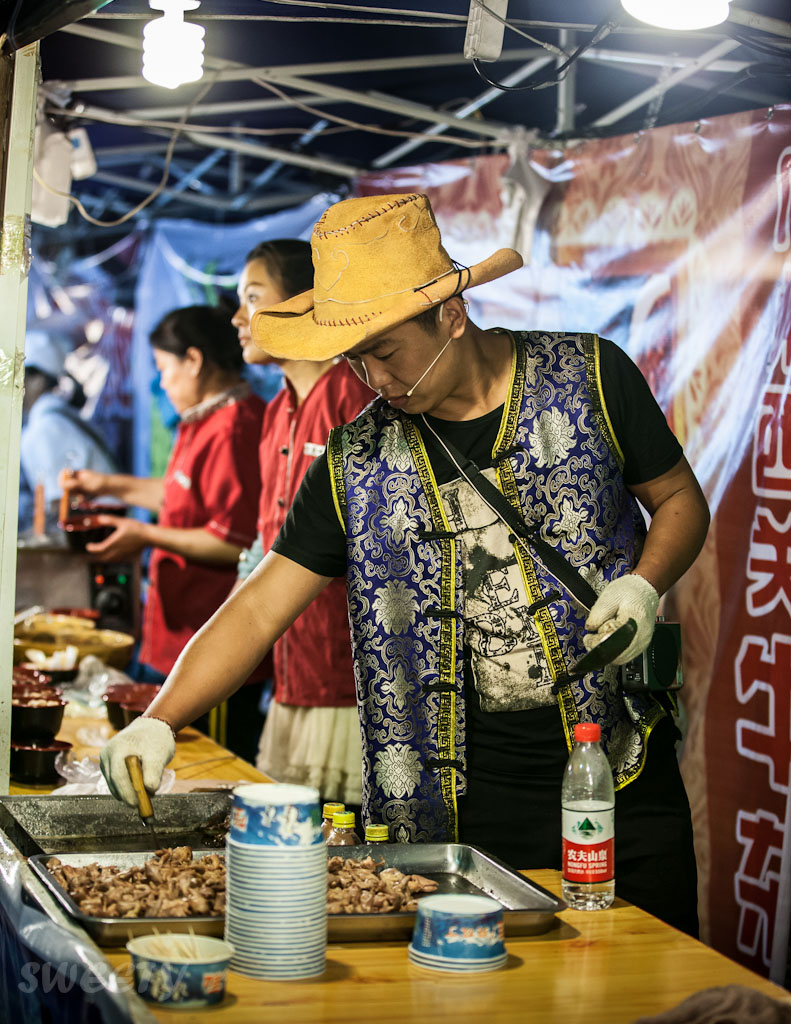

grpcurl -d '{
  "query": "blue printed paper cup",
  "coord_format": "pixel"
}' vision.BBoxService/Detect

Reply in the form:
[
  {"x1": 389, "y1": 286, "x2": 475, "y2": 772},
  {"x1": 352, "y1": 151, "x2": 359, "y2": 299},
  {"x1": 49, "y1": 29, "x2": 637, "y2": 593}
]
[
  {"x1": 411, "y1": 894, "x2": 505, "y2": 961},
  {"x1": 126, "y1": 935, "x2": 233, "y2": 1009},
  {"x1": 230, "y1": 783, "x2": 322, "y2": 846}
]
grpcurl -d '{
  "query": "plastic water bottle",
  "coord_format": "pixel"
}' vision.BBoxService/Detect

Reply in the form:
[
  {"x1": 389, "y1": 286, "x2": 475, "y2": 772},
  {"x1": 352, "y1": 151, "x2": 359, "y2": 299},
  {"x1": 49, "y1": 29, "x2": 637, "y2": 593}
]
[{"x1": 561, "y1": 722, "x2": 615, "y2": 910}]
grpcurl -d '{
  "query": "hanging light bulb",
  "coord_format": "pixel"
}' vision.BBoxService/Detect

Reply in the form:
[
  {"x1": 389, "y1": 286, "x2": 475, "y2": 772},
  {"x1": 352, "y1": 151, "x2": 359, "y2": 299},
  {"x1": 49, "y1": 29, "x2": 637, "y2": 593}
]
[
  {"x1": 142, "y1": 0, "x2": 205, "y2": 90},
  {"x1": 621, "y1": 0, "x2": 731, "y2": 31}
]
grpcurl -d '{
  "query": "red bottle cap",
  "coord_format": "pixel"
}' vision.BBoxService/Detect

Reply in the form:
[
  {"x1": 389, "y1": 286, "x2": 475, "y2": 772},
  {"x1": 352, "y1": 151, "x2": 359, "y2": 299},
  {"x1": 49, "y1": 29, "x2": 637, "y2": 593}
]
[{"x1": 574, "y1": 722, "x2": 601, "y2": 742}]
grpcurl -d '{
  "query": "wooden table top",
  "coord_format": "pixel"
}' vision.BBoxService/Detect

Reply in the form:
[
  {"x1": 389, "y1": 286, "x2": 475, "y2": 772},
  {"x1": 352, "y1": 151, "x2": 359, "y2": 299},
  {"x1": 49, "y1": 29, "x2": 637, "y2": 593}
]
[
  {"x1": 99, "y1": 868, "x2": 791, "y2": 1024},
  {"x1": 9, "y1": 709, "x2": 268, "y2": 795},
  {"x1": 11, "y1": 711, "x2": 791, "y2": 1022}
]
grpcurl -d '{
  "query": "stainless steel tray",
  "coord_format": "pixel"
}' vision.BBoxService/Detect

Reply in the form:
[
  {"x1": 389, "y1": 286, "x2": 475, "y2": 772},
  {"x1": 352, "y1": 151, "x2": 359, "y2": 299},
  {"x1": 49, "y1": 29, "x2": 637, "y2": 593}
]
[
  {"x1": 28, "y1": 842, "x2": 564, "y2": 947},
  {"x1": 328, "y1": 843, "x2": 564, "y2": 941},
  {"x1": 28, "y1": 851, "x2": 225, "y2": 947}
]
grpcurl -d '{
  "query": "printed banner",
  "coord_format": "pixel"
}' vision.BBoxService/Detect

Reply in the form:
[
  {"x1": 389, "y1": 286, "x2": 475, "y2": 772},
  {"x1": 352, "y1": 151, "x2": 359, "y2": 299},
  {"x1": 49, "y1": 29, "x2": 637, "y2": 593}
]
[{"x1": 359, "y1": 104, "x2": 791, "y2": 981}]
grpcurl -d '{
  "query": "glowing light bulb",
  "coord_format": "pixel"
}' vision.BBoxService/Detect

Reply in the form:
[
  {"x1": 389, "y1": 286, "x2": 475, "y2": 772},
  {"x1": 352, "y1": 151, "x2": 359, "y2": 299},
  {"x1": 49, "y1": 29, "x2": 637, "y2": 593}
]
[
  {"x1": 621, "y1": 0, "x2": 731, "y2": 30},
  {"x1": 142, "y1": 0, "x2": 205, "y2": 90}
]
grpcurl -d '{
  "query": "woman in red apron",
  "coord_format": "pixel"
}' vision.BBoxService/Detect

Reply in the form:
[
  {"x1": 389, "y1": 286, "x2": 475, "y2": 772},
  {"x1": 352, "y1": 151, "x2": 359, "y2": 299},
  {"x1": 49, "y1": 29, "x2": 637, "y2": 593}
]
[{"x1": 60, "y1": 304, "x2": 266, "y2": 757}]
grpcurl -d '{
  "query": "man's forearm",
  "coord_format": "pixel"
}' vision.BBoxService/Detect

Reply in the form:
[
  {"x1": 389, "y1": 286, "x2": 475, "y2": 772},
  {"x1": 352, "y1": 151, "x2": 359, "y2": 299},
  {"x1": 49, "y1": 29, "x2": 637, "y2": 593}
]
[{"x1": 633, "y1": 489, "x2": 710, "y2": 596}]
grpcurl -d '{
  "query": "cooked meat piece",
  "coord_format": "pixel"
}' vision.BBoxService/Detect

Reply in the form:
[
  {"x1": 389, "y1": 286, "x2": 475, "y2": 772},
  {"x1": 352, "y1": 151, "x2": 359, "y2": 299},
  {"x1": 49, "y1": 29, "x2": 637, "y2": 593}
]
[
  {"x1": 144, "y1": 862, "x2": 163, "y2": 885},
  {"x1": 48, "y1": 848, "x2": 226, "y2": 921},
  {"x1": 324, "y1": 855, "x2": 437, "y2": 915},
  {"x1": 188, "y1": 893, "x2": 210, "y2": 915},
  {"x1": 406, "y1": 873, "x2": 439, "y2": 893}
]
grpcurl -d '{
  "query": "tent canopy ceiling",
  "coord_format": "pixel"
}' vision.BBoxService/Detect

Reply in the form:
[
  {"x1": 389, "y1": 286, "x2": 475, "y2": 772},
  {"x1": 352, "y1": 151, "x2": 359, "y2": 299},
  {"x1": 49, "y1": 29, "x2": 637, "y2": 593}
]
[{"x1": 5, "y1": 0, "x2": 790, "y2": 239}]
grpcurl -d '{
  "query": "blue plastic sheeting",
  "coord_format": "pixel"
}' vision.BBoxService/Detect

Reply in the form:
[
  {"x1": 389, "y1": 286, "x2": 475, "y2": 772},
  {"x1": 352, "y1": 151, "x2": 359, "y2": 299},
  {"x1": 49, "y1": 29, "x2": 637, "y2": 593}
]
[
  {"x1": 0, "y1": 839, "x2": 149, "y2": 1024},
  {"x1": 131, "y1": 192, "x2": 338, "y2": 477}
]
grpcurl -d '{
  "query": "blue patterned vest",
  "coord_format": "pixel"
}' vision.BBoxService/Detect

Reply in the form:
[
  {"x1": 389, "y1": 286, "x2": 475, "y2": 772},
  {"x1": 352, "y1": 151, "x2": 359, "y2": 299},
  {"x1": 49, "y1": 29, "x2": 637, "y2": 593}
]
[{"x1": 327, "y1": 331, "x2": 666, "y2": 843}]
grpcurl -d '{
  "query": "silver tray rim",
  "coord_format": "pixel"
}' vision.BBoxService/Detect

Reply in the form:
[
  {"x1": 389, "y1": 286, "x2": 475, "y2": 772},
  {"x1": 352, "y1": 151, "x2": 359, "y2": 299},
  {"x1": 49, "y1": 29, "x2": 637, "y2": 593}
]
[
  {"x1": 28, "y1": 850, "x2": 225, "y2": 947},
  {"x1": 327, "y1": 843, "x2": 565, "y2": 940},
  {"x1": 28, "y1": 843, "x2": 566, "y2": 946}
]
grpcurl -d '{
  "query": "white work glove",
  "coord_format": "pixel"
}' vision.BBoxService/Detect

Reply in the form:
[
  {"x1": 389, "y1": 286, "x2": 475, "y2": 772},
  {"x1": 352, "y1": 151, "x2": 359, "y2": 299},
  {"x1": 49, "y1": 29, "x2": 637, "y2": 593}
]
[
  {"x1": 99, "y1": 717, "x2": 176, "y2": 807},
  {"x1": 583, "y1": 573, "x2": 659, "y2": 665}
]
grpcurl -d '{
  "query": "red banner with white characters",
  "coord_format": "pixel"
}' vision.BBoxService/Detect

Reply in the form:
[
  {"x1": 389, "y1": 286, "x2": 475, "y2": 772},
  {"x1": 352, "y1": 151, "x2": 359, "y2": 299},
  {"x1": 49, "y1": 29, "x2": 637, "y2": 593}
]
[{"x1": 357, "y1": 104, "x2": 791, "y2": 980}]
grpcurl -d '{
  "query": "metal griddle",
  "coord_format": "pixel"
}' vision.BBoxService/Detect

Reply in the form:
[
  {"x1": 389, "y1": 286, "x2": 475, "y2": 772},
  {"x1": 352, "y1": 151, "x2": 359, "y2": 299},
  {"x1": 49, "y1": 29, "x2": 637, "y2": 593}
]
[{"x1": 0, "y1": 793, "x2": 231, "y2": 857}]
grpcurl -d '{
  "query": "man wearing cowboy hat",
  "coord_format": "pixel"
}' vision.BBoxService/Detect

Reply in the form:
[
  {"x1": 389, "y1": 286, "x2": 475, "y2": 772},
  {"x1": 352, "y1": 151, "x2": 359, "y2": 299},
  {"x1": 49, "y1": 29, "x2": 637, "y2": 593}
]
[{"x1": 101, "y1": 193, "x2": 709, "y2": 936}]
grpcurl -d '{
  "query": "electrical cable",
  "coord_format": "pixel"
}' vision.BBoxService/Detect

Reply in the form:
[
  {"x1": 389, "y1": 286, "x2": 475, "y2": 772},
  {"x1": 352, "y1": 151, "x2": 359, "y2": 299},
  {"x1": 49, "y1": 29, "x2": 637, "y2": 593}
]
[
  {"x1": 471, "y1": 3, "x2": 622, "y2": 93},
  {"x1": 48, "y1": 93, "x2": 497, "y2": 150},
  {"x1": 255, "y1": 1, "x2": 467, "y2": 20},
  {"x1": 33, "y1": 74, "x2": 220, "y2": 228},
  {"x1": 251, "y1": 78, "x2": 499, "y2": 149},
  {"x1": 722, "y1": 23, "x2": 791, "y2": 61},
  {"x1": 551, "y1": 59, "x2": 791, "y2": 142},
  {"x1": 3, "y1": 0, "x2": 24, "y2": 51},
  {"x1": 469, "y1": 0, "x2": 567, "y2": 58}
]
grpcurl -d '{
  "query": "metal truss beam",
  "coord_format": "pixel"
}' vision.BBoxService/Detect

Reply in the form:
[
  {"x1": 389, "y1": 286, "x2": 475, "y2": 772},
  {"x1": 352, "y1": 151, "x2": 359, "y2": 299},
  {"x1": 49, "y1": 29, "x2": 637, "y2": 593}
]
[
  {"x1": 373, "y1": 55, "x2": 552, "y2": 169},
  {"x1": 88, "y1": 172, "x2": 319, "y2": 213},
  {"x1": 592, "y1": 39, "x2": 741, "y2": 128}
]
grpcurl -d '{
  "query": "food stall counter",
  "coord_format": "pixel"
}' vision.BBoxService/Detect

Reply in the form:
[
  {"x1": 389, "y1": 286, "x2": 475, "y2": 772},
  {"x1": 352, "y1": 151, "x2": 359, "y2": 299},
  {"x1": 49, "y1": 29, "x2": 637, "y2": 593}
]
[
  {"x1": 6, "y1": 716, "x2": 790, "y2": 1023},
  {"x1": 99, "y1": 867, "x2": 790, "y2": 1024}
]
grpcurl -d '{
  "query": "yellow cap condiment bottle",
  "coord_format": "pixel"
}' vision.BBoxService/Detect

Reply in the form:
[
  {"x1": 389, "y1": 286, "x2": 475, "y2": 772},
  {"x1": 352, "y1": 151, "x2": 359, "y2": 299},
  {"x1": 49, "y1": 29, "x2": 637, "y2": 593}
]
[
  {"x1": 365, "y1": 824, "x2": 390, "y2": 844},
  {"x1": 326, "y1": 811, "x2": 361, "y2": 846},
  {"x1": 321, "y1": 802, "x2": 345, "y2": 841}
]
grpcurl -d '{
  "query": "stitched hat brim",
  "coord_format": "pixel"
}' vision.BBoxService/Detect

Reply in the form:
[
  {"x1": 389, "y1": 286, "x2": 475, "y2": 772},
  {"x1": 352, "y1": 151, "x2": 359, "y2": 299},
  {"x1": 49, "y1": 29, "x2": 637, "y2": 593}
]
[{"x1": 251, "y1": 247, "x2": 523, "y2": 361}]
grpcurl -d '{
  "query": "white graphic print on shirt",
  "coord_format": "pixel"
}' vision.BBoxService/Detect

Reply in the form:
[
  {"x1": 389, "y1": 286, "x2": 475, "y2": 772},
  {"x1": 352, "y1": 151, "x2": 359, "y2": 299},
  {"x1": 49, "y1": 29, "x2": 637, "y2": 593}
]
[{"x1": 438, "y1": 468, "x2": 554, "y2": 712}]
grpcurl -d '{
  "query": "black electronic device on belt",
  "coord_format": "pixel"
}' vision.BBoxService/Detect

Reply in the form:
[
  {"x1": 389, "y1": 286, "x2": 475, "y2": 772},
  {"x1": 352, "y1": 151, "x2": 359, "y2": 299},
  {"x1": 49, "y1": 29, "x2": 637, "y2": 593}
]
[{"x1": 619, "y1": 620, "x2": 682, "y2": 694}]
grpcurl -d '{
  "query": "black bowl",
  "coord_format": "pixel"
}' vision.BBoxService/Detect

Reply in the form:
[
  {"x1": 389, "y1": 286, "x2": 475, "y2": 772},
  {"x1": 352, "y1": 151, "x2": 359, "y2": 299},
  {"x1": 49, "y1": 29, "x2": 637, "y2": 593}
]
[
  {"x1": 12, "y1": 683, "x2": 63, "y2": 701},
  {"x1": 121, "y1": 701, "x2": 150, "y2": 726},
  {"x1": 61, "y1": 504, "x2": 127, "y2": 552},
  {"x1": 10, "y1": 740, "x2": 72, "y2": 784},
  {"x1": 12, "y1": 664, "x2": 52, "y2": 686},
  {"x1": 103, "y1": 683, "x2": 160, "y2": 731},
  {"x1": 11, "y1": 696, "x2": 66, "y2": 743},
  {"x1": 17, "y1": 662, "x2": 77, "y2": 685}
]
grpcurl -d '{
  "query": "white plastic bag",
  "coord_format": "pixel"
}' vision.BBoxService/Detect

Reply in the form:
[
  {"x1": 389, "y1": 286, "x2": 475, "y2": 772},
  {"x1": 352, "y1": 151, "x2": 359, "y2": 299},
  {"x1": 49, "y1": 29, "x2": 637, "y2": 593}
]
[{"x1": 55, "y1": 753, "x2": 175, "y2": 796}]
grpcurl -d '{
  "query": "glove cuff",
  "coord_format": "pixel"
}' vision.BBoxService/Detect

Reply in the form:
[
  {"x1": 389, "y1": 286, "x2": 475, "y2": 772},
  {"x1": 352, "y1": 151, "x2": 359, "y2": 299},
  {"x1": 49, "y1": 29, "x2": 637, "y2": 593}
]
[
  {"x1": 629, "y1": 572, "x2": 659, "y2": 600},
  {"x1": 143, "y1": 715, "x2": 177, "y2": 740}
]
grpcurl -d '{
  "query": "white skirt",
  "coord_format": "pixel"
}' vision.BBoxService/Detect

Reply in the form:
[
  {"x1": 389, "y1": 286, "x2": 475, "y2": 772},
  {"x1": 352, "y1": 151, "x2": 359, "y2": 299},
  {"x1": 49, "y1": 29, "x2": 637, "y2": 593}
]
[{"x1": 256, "y1": 700, "x2": 363, "y2": 806}]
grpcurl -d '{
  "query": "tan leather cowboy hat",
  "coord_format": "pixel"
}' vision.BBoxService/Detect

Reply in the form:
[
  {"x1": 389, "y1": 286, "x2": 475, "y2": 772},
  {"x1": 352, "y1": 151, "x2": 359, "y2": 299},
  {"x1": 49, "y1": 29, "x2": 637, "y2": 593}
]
[{"x1": 251, "y1": 192, "x2": 523, "y2": 361}]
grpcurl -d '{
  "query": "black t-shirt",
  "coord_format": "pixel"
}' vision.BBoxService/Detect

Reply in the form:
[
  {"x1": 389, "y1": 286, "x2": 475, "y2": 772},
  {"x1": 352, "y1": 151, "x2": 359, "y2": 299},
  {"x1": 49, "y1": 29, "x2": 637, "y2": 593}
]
[{"x1": 272, "y1": 336, "x2": 682, "y2": 781}]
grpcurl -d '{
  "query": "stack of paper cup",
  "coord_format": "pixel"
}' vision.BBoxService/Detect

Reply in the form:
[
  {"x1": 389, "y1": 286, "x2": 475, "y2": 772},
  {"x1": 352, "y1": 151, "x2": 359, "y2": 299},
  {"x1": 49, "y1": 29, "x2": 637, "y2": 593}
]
[{"x1": 225, "y1": 783, "x2": 327, "y2": 979}]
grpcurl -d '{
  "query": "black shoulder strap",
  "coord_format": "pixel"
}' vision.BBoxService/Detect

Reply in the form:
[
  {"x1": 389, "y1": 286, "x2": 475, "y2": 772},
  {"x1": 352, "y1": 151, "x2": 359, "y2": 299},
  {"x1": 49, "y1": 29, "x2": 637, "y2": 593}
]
[{"x1": 424, "y1": 425, "x2": 599, "y2": 611}]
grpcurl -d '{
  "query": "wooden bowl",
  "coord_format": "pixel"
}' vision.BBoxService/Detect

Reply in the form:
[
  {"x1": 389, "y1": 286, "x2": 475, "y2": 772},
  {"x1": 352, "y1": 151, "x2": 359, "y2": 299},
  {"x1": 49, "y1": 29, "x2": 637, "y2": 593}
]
[{"x1": 13, "y1": 614, "x2": 134, "y2": 670}]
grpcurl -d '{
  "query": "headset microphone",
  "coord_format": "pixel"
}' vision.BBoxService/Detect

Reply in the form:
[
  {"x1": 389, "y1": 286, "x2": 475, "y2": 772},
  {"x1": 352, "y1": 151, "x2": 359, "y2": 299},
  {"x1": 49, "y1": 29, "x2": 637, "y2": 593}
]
[{"x1": 405, "y1": 334, "x2": 454, "y2": 398}]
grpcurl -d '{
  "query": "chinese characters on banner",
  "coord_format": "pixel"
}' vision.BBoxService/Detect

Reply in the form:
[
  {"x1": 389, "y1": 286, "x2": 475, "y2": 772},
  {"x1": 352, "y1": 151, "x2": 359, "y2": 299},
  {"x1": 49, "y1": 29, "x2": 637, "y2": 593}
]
[{"x1": 358, "y1": 103, "x2": 791, "y2": 979}]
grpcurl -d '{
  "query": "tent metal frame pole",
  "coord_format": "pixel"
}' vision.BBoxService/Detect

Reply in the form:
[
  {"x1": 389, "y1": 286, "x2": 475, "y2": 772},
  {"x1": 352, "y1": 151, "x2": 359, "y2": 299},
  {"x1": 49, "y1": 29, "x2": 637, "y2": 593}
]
[
  {"x1": 0, "y1": 42, "x2": 39, "y2": 794},
  {"x1": 265, "y1": 74, "x2": 511, "y2": 140},
  {"x1": 58, "y1": 103, "x2": 361, "y2": 177},
  {"x1": 180, "y1": 129, "x2": 360, "y2": 177},
  {"x1": 592, "y1": 39, "x2": 741, "y2": 128},
  {"x1": 126, "y1": 93, "x2": 347, "y2": 121},
  {"x1": 89, "y1": 171, "x2": 319, "y2": 212},
  {"x1": 54, "y1": 22, "x2": 545, "y2": 91},
  {"x1": 555, "y1": 28, "x2": 575, "y2": 136},
  {"x1": 372, "y1": 55, "x2": 552, "y2": 169}
]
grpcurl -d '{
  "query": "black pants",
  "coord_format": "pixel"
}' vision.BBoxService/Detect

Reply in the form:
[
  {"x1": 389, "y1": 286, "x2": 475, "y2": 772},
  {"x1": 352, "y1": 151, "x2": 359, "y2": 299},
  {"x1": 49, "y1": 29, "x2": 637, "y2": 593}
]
[{"x1": 457, "y1": 714, "x2": 698, "y2": 937}]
